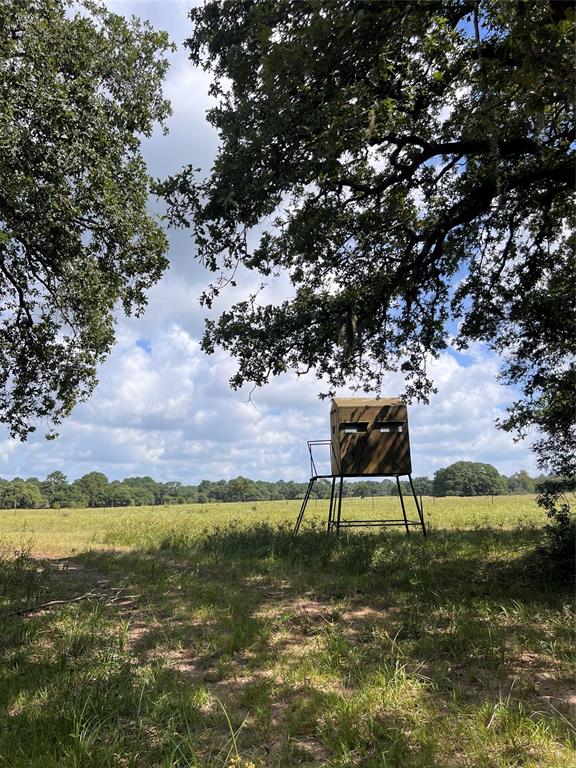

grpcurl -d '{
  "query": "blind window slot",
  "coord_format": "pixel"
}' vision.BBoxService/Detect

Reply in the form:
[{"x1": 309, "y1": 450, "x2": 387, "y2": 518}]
[
  {"x1": 340, "y1": 422, "x2": 368, "y2": 434},
  {"x1": 375, "y1": 421, "x2": 404, "y2": 433}
]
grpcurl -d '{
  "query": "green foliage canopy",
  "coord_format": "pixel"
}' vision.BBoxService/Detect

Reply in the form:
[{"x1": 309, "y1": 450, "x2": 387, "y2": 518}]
[
  {"x1": 433, "y1": 460, "x2": 507, "y2": 496},
  {"x1": 0, "y1": 0, "x2": 172, "y2": 439},
  {"x1": 162, "y1": 0, "x2": 575, "y2": 483}
]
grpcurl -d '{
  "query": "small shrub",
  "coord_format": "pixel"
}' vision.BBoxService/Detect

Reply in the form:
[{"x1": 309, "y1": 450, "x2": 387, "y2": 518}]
[{"x1": 536, "y1": 479, "x2": 575, "y2": 581}]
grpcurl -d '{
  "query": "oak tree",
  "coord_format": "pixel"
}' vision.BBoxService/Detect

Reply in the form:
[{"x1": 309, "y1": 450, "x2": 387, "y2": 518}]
[
  {"x1": 0, "y1": 0, "x2": 171, "y2": 439},
  {"x1": 433, "y1": 460, "x2": 507, "y2": 497}
]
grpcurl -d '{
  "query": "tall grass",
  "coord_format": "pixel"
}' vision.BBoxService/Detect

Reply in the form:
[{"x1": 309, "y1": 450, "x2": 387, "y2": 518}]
[
  {"x1": 0, "y1": 498, "x2": 573, "y2": 767},
  {"x1": 0, "y1": 494, "x2": 545, "y2": 554}
]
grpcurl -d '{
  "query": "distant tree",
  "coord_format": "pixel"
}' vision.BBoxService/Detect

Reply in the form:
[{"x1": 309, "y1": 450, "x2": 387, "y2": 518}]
[
  {"x1": 272, "y1": 480, "x2": 290, "y2": 500},
  {"x1": 1, "y1": 479, "x2": 46, "y2": 509},
  {"x1": 74, "y1": 472, "x2": 109, "y2": 507},
  {"x1": 506, "y1": 470, "x2": 537, "y2": 495},
  {"x1": 378, "y1": 480, "x2": 398, "y2": 497},
  {"x1": 160, "y1": 480, "x2": 182, "y2": 505},
  {"x1": 411, "y1": 476, "x2": 434, "y2": 496},
  {"x1": 0, "y1": 0, "x2": 171, "y2": 439},
  {"x1": 42, "y1": 471, "x2": 68, "y2": 503},
  {"x1": 254, "y1": 480, "x2": 273, "y2": 501},
  {"x1": 310, "y1": 479, "x2": 332, "y2": 499},
  {"x1": 124, "y1": 476, "x2": 162, "y2": 503},
  {"x1": 433, "y1": 461, "x2": 507, "y2": 497},
  {"x1": 227, "y1": 476, "x2": 258, "y2": 501},
  {"x1": 108, "y1": 482, "x2": 135, "y2": 507},
  {"x1": 129, "y1": 487, "x2": 156, "y2": 506},
  {"x1": 52, "y1": 485, "x2": 87, "y2": 509},
  {"x1": 350, "y1": 481, "x2": 373, "y2": 498},
  {"x1": 392, "y1": 480, "x2": 412, "y2": 497},
  {"x1": 196, "y1": 479, "x2": 224, "y2": 503}
]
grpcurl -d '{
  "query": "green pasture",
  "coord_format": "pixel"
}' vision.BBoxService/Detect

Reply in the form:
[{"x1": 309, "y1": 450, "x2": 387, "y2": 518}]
[
  {"x1": 0, "y1": 496, "x2": 574, "y2": 767},
  {"x1": 0, "y1": 494, "x2": 545, "y2": 555}
]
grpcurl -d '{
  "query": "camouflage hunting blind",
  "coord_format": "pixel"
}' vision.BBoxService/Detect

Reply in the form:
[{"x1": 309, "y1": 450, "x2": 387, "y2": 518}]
[
  {"x1": 293, "y1": 396, "x2": 426, "y2": 537},
  {"x1": 330, "y1": 397, "x2": 411, "y2": 476}
]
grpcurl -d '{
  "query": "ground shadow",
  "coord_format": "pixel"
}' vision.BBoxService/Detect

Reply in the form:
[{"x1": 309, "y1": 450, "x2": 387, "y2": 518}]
[{"x1": 1, "y1": 522, "x2": 574, "y2": 766}]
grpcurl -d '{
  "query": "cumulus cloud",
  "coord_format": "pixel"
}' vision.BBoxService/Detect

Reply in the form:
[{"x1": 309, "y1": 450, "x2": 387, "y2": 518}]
[{"x1": 0, "y1": 321, "x2": 537, "y2": 482}]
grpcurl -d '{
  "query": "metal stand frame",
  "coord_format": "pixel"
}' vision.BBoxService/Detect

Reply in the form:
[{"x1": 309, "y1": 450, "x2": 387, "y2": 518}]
[{"x1": 293, "y1": 441, "x2": 427, "y2": 537}]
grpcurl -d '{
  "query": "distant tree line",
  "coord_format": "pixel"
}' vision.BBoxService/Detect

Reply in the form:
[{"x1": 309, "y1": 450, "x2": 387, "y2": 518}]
[{"x1": 0, "y1": 463, "x2": 547, "y2": 509}]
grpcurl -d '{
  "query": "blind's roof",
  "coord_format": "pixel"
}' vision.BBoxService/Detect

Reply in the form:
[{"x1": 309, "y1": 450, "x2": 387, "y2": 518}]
[{"x1": 331, "y1": 397, "x2": 404, "y2": 408}]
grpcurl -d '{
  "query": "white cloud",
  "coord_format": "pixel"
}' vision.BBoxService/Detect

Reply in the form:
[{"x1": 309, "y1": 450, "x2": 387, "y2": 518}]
[
  {"x1": 0, "y1": 439, "x2": 17, "y2": 463},
  {"x1": 0, "y1": 323, "x2": 538, "y2": 482}
]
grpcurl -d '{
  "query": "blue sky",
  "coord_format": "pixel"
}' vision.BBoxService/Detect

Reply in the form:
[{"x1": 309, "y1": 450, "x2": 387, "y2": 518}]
[{"x1": 0, "y1": 0, "x2": 539, "y2": 483}]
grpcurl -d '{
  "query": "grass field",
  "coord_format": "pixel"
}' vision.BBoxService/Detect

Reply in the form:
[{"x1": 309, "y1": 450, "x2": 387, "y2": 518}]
[{"x1": 0, "y1": 495, "x2": 574, "y2": 767}]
